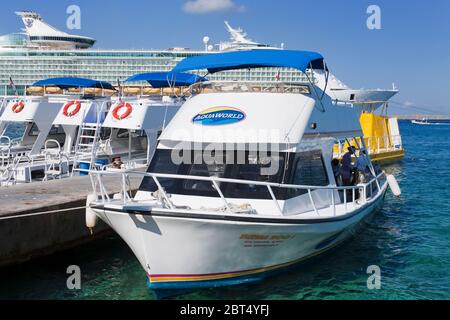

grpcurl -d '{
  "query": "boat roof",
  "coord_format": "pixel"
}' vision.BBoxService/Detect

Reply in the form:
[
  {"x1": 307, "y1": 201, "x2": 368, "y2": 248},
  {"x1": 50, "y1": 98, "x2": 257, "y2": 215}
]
[
  {"x1": 32, "y1": 77, "x2": 116, "y2": 90},
  {"x1": 172, "y1": 49, "x2": 324, "y2": 74},
  {"x1": 125, "y1": 72, "x2": 207, "y2": 88}
]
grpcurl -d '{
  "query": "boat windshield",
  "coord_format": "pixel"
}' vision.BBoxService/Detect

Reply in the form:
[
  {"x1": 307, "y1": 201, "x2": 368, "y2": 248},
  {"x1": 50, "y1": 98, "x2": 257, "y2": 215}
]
[{"x1": 139, "y1": 148, "x2": 329, "y2": 200}]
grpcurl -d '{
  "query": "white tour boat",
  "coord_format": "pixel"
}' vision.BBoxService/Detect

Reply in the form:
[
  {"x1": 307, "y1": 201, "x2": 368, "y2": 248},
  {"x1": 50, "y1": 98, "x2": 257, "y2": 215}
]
[
  {"x1": 86, "y1": 50, "x2": 399, "y2": 293},
  {"x1": 0, "y1": 73, "x2": 201, "y2": 185}
]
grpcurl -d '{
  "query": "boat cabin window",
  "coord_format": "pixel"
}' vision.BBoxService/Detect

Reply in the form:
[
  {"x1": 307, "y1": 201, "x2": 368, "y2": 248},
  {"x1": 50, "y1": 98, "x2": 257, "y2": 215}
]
[
  {"x1": 99, "y1": 127, "x2": 112, "y2": 140},
  {"x1": 28, "y1": 123, "x2": 40, "y2": 136},
  {"x1": 116, "y1": 129, "x2": 146, "y2": 139},
  {"x1": 139, "y1": 149, "x2": 329, "y2": 200},
  {"x1": 183, "y1": 152, "x2": 226, "y2": 193},
  {"x1": 286, "y1": 150, "x2": 329, "y2": 198},
  {"x1": 224, "y1": 153, "x2": 286, "y2": 199},
  {"x1": 117, "y1": 129, "x2": 129, "y2": 139},
  {"x1": 49, "y1": 125, "x2": 65, "y2": 135},
  {"x1": 28, "y1": 124, "x2": 64, "y2": 136},
  {"x1": 139, "y1": 149, "x2": 287, "y2": 199}
]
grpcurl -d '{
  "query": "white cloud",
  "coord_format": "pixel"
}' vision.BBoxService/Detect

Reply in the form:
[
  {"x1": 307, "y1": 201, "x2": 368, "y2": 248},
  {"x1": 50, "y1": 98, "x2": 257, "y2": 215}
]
[{"x1": 183, "y1": 0, "x2": 245, "y2": 14}]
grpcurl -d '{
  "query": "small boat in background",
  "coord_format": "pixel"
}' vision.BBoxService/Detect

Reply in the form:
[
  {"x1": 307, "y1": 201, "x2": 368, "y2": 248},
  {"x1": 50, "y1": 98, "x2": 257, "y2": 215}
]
[
  {"x1": 411, "y1": 117, "x2": 450, "y2": 125},
  {"x1": 411, "y1": 118, "x2": 430, "y2": 125}
]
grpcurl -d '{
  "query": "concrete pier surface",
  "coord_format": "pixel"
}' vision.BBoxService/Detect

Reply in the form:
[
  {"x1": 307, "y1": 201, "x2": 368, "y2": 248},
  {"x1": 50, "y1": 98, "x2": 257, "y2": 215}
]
[{"x1": 0, "y1": 175, "x2": 143, "y2": 267}]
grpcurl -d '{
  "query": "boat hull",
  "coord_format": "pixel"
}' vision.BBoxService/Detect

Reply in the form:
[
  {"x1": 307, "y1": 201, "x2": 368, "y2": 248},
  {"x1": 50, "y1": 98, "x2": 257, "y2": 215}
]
[{"x1": 94, "y1": 189, "x2": 386, "y2": 290}]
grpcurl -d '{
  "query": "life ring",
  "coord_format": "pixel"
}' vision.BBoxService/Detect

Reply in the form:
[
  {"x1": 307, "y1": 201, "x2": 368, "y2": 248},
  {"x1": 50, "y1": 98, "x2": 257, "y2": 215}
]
[
  {"x1": 63, "y1": 100, "x2": 81, "y2": 117},
  {"x1": 11, "y1": 101, "x2": 25, "y2": 113},
  {"x1": 112, "y1": 102, "x2": 132, "y2": 120}
]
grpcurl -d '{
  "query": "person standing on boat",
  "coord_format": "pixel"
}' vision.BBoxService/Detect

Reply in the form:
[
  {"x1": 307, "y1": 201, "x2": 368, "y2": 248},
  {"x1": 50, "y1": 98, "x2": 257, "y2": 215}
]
[
  {"x1": 340, "y1": 146, "x2": 355, "y2": 186},
  {"x1": 356, "y1": 149, "x2": 369, "y2": 173},
  {"x1": 355, "y1": 148, "x2": 370, "y2": 184}
]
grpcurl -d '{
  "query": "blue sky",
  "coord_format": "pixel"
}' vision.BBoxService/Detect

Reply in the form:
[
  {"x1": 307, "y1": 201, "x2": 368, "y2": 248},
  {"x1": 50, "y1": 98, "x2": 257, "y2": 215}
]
[{"x1": 1, "y1": 0, "x2": 449, "y2": 115}]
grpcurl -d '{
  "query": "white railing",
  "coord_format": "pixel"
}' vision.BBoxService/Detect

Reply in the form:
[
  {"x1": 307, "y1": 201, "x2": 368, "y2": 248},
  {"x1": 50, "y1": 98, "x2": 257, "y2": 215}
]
[
  {"x1": 364, "y1": 135, "x2": 403, "y2": 154},
  {"x1": 88, "y1": 170, "x2": 386, "y2": 217},
  {"x1": 335, "y1": 135, "x2": 403, "y2": 159},
  {"x1": 0, "y1": 154, "x2": 32, "y2": 186},
  {"x1": 192, "y1": 81, "x2": 311, "y2": 95}
]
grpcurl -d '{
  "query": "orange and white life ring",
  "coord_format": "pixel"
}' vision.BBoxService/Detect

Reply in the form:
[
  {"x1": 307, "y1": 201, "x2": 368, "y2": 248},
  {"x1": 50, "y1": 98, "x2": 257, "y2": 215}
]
[
  {"x1": 63, "y1": 100, "x2": 81, "y2": 117},
  {"x1": 112, "y1": 102, "x2": 132, "y2": 120},
  {"x1": 11, "y1": 101, "x2": 25, "y2": 113}
]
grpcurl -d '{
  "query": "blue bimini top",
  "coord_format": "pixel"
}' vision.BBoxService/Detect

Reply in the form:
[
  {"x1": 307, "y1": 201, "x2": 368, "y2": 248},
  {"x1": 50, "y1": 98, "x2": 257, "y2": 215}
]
[
  {"x1": 124, "y1": 72, "x2": 207, "y2": 88},
  {"x1": 33, "y1": 77, "x2": 116, "y2": 90},
  {"x1": 172, "y1": 49, "x2": 325, "y2": 74}
]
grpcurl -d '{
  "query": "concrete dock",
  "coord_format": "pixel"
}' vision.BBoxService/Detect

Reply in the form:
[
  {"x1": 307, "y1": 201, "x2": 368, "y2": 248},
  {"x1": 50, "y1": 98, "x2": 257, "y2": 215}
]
[{"x1": 0, "y1": 175, "x2": 142, "y2": 267}]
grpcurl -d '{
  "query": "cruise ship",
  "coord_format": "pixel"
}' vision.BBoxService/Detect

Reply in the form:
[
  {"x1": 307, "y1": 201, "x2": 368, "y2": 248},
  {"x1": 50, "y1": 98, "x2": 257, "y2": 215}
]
[{"x1": 0, "y1": 11, "x2": 308, "y2": 96}]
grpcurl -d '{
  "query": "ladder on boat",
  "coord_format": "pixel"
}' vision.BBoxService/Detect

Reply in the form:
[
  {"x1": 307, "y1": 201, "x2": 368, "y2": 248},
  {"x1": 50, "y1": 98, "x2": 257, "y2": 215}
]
[
  {"x1": 71, "y1": 100, "x2": 111, "y2": 176},
  {"x1": 71, "y1": 123, "x2": 101, "y2": 176}
]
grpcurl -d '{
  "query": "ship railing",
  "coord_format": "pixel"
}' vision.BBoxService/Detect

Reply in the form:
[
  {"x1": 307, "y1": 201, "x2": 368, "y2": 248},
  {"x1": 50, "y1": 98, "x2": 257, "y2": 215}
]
[
  {"x1": 192, "y1": 81, "x2": 311, "y2": 95},
  {"x1": 89, "y1": 170, "x2": 386, "y2": 217},
  {"x1": 335, "y1": 135, "x2": 403, "y2": 158},
  {"x1": 364, "y1": 135, "x2": 403, "y2": 154}
]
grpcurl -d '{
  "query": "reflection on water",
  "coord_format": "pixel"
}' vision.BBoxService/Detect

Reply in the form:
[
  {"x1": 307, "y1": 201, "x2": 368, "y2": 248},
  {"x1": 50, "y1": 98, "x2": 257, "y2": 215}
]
[{"x1": 0, "y1": 121, "x2": 449, "y2": 299}]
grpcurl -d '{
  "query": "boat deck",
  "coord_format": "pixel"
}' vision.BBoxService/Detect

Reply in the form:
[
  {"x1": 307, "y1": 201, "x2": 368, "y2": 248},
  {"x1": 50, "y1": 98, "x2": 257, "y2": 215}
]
[{"x1": 98, "y1": 187, "x2": 386, "y2": 221}]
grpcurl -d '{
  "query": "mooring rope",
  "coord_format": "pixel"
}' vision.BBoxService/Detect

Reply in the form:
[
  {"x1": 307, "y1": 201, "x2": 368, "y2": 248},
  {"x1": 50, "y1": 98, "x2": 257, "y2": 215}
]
[{"x1": 0, "y1": 206, "x2": 88, "y2": 221}]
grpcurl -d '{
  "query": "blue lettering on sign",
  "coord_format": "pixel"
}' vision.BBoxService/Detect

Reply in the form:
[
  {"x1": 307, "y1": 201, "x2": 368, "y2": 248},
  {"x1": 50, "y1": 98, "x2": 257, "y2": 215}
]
[{"x1": 192, "y1": 107, "x2": 246, "y2": 126}]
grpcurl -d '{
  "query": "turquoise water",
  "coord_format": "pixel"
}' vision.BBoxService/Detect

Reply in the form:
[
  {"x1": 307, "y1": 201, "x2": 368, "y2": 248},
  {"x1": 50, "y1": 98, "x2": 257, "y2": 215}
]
[{"x1": 0, "y1": 121, "x2": 449, "y2": 300}]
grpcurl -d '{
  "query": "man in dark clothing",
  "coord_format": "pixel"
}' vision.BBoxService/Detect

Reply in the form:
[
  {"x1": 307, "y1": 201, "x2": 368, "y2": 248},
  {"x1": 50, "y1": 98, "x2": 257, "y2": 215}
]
[{"x1": 340, "y1": 146, "x2": 355, "y2": 186}]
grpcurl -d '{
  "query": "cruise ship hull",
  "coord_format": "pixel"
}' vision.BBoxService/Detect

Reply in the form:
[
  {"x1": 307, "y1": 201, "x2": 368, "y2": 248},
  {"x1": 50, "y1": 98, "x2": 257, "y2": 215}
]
[{"x1": 93, "y1": 186, "x2": 386, "y2": 291}]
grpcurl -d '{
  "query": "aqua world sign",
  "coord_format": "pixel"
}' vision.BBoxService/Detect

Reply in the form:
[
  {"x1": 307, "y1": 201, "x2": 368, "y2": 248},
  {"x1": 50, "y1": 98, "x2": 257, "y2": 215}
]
[{"x1": 192, "y1": 107, "x2": 246, "y2": 126}]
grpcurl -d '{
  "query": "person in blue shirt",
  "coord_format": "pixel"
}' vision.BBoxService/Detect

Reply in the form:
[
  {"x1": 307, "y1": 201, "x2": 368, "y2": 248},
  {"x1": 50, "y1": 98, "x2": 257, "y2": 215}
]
[{"x1": 355, "y1": 148, "x2": 369, "y2": 174}]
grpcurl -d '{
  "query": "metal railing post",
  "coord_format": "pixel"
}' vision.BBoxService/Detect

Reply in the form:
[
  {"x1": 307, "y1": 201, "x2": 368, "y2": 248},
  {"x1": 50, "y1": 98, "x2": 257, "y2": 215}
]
[
  {"x1": 267, "y1": 185, "x2": 283, "y2": 215},
  {"x1": 308, "y1": 189, "x2": 319, "y2": 216},
  {"x1": 331, "y1": 189, "x2": 336, "y2": 216},
  {"x1": 151, "y1": 175, "x2": 175, "y2": 209},
  {"x1": 344, "y1": 187, "x2": 347, "y2": 211},
  {"x1": 211, "y1": 179, "x2": 232, "y2": 213},
  {"x1": 122, "y1": 173, "x2": 127, "y2": 205}
]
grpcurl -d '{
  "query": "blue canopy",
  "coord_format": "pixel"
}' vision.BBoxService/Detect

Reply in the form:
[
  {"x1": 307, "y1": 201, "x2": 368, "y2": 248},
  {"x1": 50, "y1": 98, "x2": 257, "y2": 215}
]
[
  {"x1": 33, "y1": 77, "x2": 116, "y2": 91},
  {"x1": 124, "y1": 72, "x2": 207, "y2": 88},
  {"x1": 172, "y1": 50, "x2": 324, "y2": 74}
]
